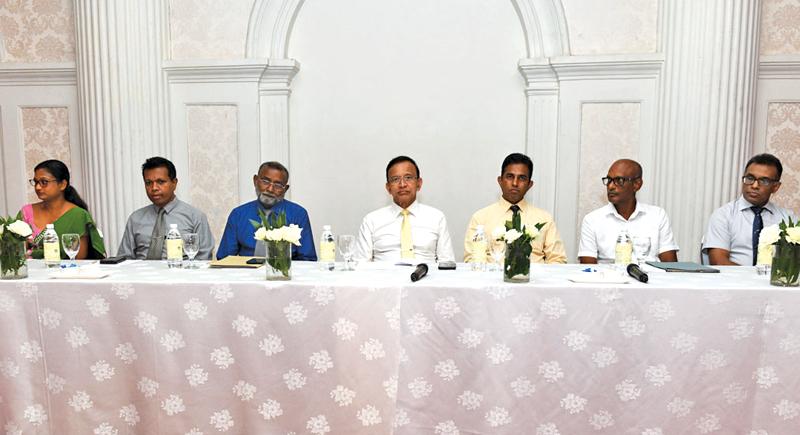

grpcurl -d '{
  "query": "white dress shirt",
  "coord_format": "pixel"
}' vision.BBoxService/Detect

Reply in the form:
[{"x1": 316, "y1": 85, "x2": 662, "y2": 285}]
[
  {"x1": 356, "y1": 201, "x2": 455, "y2": 263},
  {"x1": 703, "y1": 195, "x2": 795, "y2": 265},
  {"x1": 578, "y1": 202, "x2": 679, "y2": 263}
]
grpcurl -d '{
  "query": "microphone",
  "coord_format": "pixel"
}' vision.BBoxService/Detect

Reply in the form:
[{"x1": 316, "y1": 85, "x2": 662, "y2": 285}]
[
  {"x1": 626, "y1": 263, "x2": 649, "y2": 283},
  {"x1": 410, "y1": 263, "x2": 429, "y2": 282}
]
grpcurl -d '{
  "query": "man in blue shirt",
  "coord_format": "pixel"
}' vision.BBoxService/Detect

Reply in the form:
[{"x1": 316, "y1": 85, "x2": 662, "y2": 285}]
[{"x1": 217, "y1": 161, "x2": 316, "y2": 260}]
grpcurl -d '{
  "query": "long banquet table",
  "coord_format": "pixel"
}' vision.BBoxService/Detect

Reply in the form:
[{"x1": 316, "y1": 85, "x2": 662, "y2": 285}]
[{"x1": 1, "y1": 260, "x2": 799, "y2": 434}]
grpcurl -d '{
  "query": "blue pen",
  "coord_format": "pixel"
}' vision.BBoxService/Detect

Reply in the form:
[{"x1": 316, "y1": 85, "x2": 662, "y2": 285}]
[{"x1": 582, "y1": 267, "x2": 598, "y2": 273}]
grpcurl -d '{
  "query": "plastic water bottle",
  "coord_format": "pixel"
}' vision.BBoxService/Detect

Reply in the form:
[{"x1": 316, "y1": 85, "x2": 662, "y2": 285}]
[
  {"x1": 166, "y1": 224, "x2": 183, "y2": 268},
  {"x1": 615, "y1": 229, "x2": 633, "y2": 265},
  {"x1": 43, "y1": 224, "x2": 60, "y2": 268},
  {"x1": 319, "y1": 225, "x2": 336, "y2": 271},
  {"x1": 471, "y1": 225, "x2": 488, "y2": 271}
]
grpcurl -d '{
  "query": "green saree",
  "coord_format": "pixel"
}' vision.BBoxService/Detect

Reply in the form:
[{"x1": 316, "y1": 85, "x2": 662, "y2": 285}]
[{"x1": 30, "y1": 207, "x2": 106, "y2": 259}]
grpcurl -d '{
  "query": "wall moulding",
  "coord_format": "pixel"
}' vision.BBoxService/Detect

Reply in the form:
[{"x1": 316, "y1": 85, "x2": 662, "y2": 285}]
[
  {"x1": 550, "y1": 53, "x2": 664, "y2": 81},
  {"x1": 758, "y1": 55, "x2": 800, "y2": 80},
  {"x1": 163, "y1": 59, "x2": 268, "y2": 84},
  {"x1": 0, "y1": 63, "x2": 77, "y2": 86}
]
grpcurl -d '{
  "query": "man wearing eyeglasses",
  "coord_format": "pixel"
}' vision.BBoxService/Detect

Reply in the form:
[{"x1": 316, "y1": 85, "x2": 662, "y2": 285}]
[
  {"x1": 217, "y1": 161, "x2": 316, "y2": 260},
  {"x1": 578, "y1": 159, "x2": 678, "y2": 264},
  {"x1": 118, "y1": 157, "x2": 215, "y2": 259},
  {"x1": 355, "y1": 155, "x2": 455, "y2": 263},
  {"x1": 703, "y1": 153, "x2": 794, "y2": 266},
  {"x1": 464, "y1": 153, "x2": 567, "y2": 263}
]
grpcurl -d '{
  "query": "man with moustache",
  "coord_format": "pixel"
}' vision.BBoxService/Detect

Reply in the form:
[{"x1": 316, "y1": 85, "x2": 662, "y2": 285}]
[
  {"x1": 704, "y1": 153, "x2": 795, "y2": 265},
  {"x1": 578, "y1": 159, "x2": 679, "y2": 263},
  {"x1": 464, "y1": 153, "x2": 566, "y2": 264},
  {"x1": 119, "y1": 156, "x2": 215, "y2": 259},
  {"x1": 217, "y1": 161, "x2": 316, "y2": 260},
  {"x1": 356, "y1": 155, "x2": 455, "y2": 263}
]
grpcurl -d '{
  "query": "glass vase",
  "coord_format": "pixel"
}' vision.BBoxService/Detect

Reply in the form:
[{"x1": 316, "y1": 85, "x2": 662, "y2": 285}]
[
  {"x1": 503, "y1": 242, "x2": 530, "y2": 283},
  {"x1": 265, "y1": 240, "x2": 292, "y2": 281},
  {"x1": 770, "y1": 243, "x2": 800, "y2": 287},
  {"x1": 0, "y1": 238, "x2": 28, "y2": 280}
]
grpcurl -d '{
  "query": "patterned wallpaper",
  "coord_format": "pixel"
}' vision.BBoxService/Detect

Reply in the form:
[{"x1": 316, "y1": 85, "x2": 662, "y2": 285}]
[
  {"x1": 168, "y1": 0, "x2": 253, "y2": 60},
  {"x1": 0, "y1": 0, "x2": 74, "y2": 62},
  {"x1": 766, "y1": 103, "x2": 800, "y2": 214},
  {"x1": 561, "y1": 0, "x2": 658, "y2": 54},
  {"x1": 23, "y1": 107, "x2": 72, "y2": 204},
  {"x1": 760, "y1": 0, "x2": 800, "y2": 55},
  {"x1": 186, "y1": 105, "x2": 240, "y2": 250},
  {"x1": 577, "y1": 103, "x2": 641, "y2": 232}
]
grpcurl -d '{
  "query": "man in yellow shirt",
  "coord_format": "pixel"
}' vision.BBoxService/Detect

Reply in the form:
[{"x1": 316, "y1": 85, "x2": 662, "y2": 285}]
[{"x1": 464, "y1": 153, "x2": 567, "y2": 264}]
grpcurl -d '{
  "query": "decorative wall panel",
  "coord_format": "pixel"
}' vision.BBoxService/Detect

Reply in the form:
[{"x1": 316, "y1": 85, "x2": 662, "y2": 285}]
[
  {"x1": 186, "y1": 105, "x2": 240, "y2": 248},
  {"x1": 22, "y1": 107, "x2": 71, "y2": 204},
  {"x1": 766, "y1": 103, "x2": 800, "y2": 213},
  {"x1": 760, "y1": 0, "x2": 800, "y2": 55},
  {"x1": 577, "y1": 103, "x2": 640, "y2": 230},
  {"x1": 169, "y1": 0, "x2": 252, "y2": 60},
  {"x1": 561, "y1": 0, "x2": 657, "y2": 54},
  {"x1": 0, "y1": 0, "x2": 74, "y2": 62}
]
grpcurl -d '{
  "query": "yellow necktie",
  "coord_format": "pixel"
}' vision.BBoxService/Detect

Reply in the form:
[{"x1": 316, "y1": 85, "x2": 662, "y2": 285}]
[{"x1": 401, "y1": 209, "x2": 414, "y2": 259}]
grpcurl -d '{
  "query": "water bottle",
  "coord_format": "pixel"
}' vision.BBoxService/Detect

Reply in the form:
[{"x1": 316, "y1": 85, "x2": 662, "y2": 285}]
[
  {"x1": 43, "y1": 224, "x2": 60, "y2": 268},
  {"x1": 319, "y1": 225, "x2": 336, "y2": 271},
  {"x1": 614, "y1": 229, "x2": 633, "y2": 265},
  {"x1": 471, "y1": 225, "x2": 488, "y2": 271},
  {"x1": 165, "y1": 224, "x2": 183, "y2": 268}
]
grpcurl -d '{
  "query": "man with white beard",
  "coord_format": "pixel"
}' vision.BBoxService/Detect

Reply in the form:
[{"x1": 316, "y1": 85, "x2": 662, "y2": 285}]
[{"x1": 217, "y1": 161, "x2": 316, "y2": 260}]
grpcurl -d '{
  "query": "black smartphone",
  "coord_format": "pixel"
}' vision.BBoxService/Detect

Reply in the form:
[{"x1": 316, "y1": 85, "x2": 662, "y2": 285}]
[
  {"x1": 100, "y1": 256, "x2": 126, "y2": 264},
  {"x1": 246, "y1": 258, "x2": 266, "y2": 265},
  {"x1": 438, "y1": 261, "x2": 456, "y2": 270}
]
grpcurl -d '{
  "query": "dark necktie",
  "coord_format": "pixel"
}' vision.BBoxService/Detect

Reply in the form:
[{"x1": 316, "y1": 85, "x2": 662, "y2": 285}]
[
  {"x1": 510, "y1": 204, "x2": 520, "y2": 216},
  {"x1": 751, "y1": 206, "x2": 763, "y2": 266},
  {"x1": 147, "y1": 208, "x2": 166, "y2": 260}
]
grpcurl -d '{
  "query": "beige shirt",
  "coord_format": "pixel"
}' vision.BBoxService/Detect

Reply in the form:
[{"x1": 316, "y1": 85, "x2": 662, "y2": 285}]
[{"x1": 464, "y1": 198, "x2": 566, "y2": 264}]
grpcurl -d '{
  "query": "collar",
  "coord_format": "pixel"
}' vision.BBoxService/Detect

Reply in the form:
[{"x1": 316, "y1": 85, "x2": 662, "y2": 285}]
[
  {"x1": 604, "y1": 201, "x2": 644, "y2": 221},
  {"x1": 153, "y1": 197, "x2": 180, "y2": 214},
  {"x1": 391, "y1": 200, "x2": 419, "y2": 216},
  {"x1": 736, "y1": 195, "x2": 775, "y2": 214},
  {"x1": 497, "y1": 197, "x2": 530, "y2": 213}
]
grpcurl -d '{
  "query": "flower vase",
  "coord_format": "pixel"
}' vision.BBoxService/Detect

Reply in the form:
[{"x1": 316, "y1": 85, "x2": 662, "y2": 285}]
[
  {"x1": 265, "y1": 240, "x2": 292, "y2": 281},
  {"x1": 503, "y1": 243, "x2": 530, "y2": 283},
  {"x1": 770, "y1": 243, "x2": 800, "y2": 287},
  {"x1": 0, "y1": 238, "x2": 28, "y2": 280}
]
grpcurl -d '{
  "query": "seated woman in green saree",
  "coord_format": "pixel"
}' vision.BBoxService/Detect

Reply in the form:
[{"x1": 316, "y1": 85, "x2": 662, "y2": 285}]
[{"x1": 21, "y1": 160, "x2": 106, "y2": 259}]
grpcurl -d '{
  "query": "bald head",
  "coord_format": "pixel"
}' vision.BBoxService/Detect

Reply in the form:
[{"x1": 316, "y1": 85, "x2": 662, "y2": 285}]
[
  {"x1": 609, "y1": 159, "x2": 642, "y2": 178},
  {"x1": 605, "y1": 159, "x2": 643, "y2": 208}
]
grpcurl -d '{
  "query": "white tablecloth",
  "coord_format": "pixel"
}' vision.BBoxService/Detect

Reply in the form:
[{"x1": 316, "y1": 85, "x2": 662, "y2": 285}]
[{"x1": 1, "y1": 261, "x2": 798, "y2": 434}]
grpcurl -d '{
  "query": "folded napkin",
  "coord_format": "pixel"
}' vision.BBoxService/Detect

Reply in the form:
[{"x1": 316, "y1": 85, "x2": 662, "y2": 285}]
[{"x1": 567, "y1": 271, "x2": 631, "y2": 284}]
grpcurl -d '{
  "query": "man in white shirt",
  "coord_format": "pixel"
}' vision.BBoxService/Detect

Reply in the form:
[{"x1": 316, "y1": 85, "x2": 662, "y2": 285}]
[
  {"x1": 703, "y1": 153, "x2": 795, "y2": 266},
  {"x1": 578, "y1": 159, "x2": 679, "y2": 263},
  {"x1": 356, "y1": 156, "x2": 455, "y2": 263}
]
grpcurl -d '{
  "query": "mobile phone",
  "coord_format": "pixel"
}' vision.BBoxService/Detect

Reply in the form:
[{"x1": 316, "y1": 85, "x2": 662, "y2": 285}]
[
  {"x1": 100, "y1": 255, "x2": 127, "y2": 264},
  {"x1": 246, "y1": 258, "x2": 265, "y2": 265},
  {"x1": 438, "y1": 261, "x2": 456, "y2": 270}
]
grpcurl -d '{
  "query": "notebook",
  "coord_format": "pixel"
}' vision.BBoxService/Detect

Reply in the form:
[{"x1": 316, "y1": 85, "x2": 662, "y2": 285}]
[{"x1": 645, "y1": 261, "x2": 720, "y2": 273}]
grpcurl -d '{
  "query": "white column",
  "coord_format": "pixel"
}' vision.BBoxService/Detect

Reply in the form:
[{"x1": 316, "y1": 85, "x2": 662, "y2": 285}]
[
  {"x1": 74, "y1": 0, "x2": 170, "y2": 254},
  {"x1": 518, "y1": 59, "x2": 559, "y2": 213},
  {"x1": 258, "y1": 58, "x2": 299, "y2": 174},
  {"x1": 653, "y1": 0, "x2": 760, "y2": 261}
]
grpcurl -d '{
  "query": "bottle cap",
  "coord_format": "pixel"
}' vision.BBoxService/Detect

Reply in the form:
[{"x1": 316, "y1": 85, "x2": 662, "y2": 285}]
[
  {"x1": 170, "y1": 224, "x2": 178, "y2": 228},
  {"x1": 46, "y1": 224, "x2": 54, "y2": 229},
  {"x1": 476, "y1": 224, "x2": 484, "y2": 231},
  {"x1": 323, "y1": 225, "x2": 331, "y2": 230}
]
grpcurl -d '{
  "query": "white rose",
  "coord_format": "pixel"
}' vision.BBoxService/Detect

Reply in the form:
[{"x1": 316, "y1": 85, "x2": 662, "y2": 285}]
[
  {"x1": 254, "y1": 227, "x2": 268, "y2": 241},
  {"x1": 0, "y1": 224, "x2": 4, "y2": 236},
  {"x1": 284, "y1": 224, "x2": 303, "y2": 246},
  {"x1": 491, "y1": 226, "x2": 505, "y2": 241},
  {"x1": 265, "y1": 228, "x2": 281, "y2": 241},
  {"x1": 504, "y1": 229, "x2": 522, "y2": 244},
  {"x1": 525, "y1": 226, "x2": 540, "y2": 240},
  {"x1": 7, "y1": 220, "x2": 32, "y2": 238},
  {"x1": 786, "y1": 227, "x2": 800, "y2": 244},
  {"x1": 759, "y1": 225, "x2": 781, "y2": 246}
]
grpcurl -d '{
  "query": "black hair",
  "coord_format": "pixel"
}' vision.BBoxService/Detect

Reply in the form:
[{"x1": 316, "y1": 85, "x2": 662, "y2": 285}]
[
  {"x1": 142, "y1": 156, "x2": 177, "y2": 180},
  {"x1": 745, "y1": 153, "x2": 783, "y2": 180},
  {"x1": 257, "y1": 161, "x2": 290, "y2": 181},
  {"x1": 501, "y1": 153, "x2": 533, "y2": 178},
  {"x1": 385, "y1": 155, "x2": 420, "y2": 181},
  {"x1": 34, "y1": 159, "x2": 89, "y2": 211}
]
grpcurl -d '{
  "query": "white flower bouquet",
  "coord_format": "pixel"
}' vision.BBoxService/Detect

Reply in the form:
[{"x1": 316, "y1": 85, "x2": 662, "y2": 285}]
[{"x1": 1, "y1": 213, "x2": 33, "y2": 278}]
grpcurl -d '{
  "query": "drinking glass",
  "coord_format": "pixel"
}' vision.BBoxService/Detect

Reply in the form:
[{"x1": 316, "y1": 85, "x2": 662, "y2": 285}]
[
  {"x1": 338, "y1": 234, "x2": 356, "y2": 271},
  {"x1": 490, "y1": 241, "x2": 506, "y2": 272},
  {"x1": 62, "y1": 233, "x2": 80, "y2": 267},
  {"x1": 183, "y1": 233, "x2": 199, "y2": 269},
  {"x1": 632, "y1": 236, "x2": 652, "y2": 264}
]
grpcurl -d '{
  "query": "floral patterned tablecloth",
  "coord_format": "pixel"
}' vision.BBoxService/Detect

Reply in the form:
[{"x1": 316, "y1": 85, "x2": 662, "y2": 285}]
[{"x1": 1, "y1": 261, "x2": 798, "y2": 435}]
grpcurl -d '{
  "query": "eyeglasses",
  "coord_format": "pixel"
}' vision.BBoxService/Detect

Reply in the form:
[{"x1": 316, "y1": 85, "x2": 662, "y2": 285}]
[
  {"x1": 29, "y1": 178, "x2": 57, "y2": 187},
  {"x1": 388, "y1": 175, "x2": 418, "y2": 185},
  {"x1": 601, "y1": 176, "x2": 640, "y2": 187},
  {"x1": 742, "y1": 175, "x2": 779, "y2": 187},
  {"x1": 257, "y1": 177, "x2": 287, "y2": 191}
]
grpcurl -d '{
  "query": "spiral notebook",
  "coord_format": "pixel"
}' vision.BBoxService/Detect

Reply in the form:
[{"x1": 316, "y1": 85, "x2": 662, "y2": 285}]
[{"x1": 645, "y1": 261, "x2": 720, "y2": 273}]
